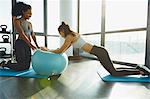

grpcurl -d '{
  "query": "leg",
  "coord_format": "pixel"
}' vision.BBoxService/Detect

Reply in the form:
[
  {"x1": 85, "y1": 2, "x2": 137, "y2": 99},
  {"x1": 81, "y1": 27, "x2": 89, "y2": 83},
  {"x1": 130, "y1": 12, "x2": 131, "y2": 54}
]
[
  {"x1": 4, "y1": 39, "x2": 31, "y2": 71},
  {"x1": 90, "y1": 46, "x2": 141, "y2": 76}
]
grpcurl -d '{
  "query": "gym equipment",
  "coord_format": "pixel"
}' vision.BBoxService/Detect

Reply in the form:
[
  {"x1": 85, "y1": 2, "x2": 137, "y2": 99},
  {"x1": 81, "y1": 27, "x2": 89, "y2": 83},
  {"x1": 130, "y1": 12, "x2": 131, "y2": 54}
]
[
  {"x1": 0, "y1": 47, "x2": 6, "y2": 57},
  {"x1": 0, "y1": 30, "x2": 14, "y2": 62},
  {"x1": 2, "y1": 35, "x2": 9, "y2": 43},
  {"x1": 32, "y1": 49, "x2": 68, "y2": 76},
  {"x1": 0, "y1": 68, "x2": 48, "y2": 78},
  {"x1": 0, "y1": 25, "x2": 7, "y2": 32}
]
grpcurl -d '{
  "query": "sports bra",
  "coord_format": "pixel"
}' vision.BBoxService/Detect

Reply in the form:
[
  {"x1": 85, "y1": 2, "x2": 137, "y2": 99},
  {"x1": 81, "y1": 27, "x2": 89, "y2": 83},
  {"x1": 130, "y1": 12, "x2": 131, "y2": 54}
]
[
  {"x1": 14, "y1": 20, "x2": 33, "y2": 36},
  {"x1": 73, "y1": 35, "x2": 87, "y2": 49}
]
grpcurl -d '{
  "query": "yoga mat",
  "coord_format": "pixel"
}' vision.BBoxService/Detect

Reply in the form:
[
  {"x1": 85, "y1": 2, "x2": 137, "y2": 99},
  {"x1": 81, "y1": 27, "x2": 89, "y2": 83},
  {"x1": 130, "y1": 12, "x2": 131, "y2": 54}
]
[
  {"x1": 0, "y1": 68, "x2": 49, "y2": 78},
  {"x1": 97, "y1": 72, "x2": 150, "y2": 82},
  {"x1": 97, "y1": 64, "x2": 150, "y2": 82}
]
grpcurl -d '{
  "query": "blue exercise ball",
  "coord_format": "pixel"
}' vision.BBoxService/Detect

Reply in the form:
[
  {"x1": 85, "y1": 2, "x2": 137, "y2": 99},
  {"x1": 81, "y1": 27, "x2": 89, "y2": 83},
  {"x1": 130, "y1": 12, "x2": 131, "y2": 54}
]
[{"x1": 31, "y1": 49, "x2": 68, "y2": 76}]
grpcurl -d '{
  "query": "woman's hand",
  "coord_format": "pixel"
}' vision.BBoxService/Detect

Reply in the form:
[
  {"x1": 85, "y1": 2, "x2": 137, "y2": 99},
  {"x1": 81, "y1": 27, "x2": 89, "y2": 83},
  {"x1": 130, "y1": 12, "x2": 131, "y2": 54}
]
[{"x1": 40, "y1": 47, "x2": 49, "y2": 51}]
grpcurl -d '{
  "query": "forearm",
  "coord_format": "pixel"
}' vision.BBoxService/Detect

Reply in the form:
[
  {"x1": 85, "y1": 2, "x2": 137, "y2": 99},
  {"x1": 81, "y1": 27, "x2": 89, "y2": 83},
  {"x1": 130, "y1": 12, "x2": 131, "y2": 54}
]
[
  {"x1": 34, "y1": 41, "x2": 39, "y2": 48},
  {"x1": 32, "y1": 35, "x2": 39, "y2": 48},
  {"x1": 40, "y1": 47, "x2": 63, "y2": 54},
  {"x1": 50, "y1": 50, "x2": 62, "y2": 54},
  {"x1": 49, "y1": 48, "x2": 64, "y2": 54}
]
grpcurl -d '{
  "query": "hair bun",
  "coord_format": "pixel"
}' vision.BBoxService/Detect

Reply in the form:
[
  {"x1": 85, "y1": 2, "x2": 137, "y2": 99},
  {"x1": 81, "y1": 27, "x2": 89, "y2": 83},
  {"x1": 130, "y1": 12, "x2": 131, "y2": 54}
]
[{"x1": 62, "y1": 21, "x2": 66, "y2": 25}]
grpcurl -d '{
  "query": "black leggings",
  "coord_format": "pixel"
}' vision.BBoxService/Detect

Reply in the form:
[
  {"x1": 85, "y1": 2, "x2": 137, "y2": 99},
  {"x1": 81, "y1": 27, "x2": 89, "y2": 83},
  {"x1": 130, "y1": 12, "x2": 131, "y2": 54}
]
[
  {"x1": 90, "y1": 46, "x2": 140, "y2": 76},
  {"x1": 4, "y1": 39, "x2": 31, "y2": 71}
]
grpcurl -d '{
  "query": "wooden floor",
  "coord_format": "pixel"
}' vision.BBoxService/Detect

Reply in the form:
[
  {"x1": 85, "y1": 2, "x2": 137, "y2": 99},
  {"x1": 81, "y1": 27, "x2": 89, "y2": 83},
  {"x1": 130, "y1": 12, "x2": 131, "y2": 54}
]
[{"x1": 0, "y1": 58, "x2": 150, "y2": 99}]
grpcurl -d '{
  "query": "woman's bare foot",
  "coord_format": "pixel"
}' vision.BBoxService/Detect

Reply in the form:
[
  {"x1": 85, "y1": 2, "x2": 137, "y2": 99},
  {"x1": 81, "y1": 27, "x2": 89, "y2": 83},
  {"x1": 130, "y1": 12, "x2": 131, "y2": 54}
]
[
  {"x1": 138, "y1": 67, "x2": 150, "y2": 76},
  {"x1": 0, "y1": 61, "x2": 6, "y2": 68}
]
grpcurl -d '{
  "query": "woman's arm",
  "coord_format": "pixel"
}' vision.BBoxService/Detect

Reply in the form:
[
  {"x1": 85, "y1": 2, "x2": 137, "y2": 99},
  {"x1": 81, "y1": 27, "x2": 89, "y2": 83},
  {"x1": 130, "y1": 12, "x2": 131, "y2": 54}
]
[
  {"x1": 50, "y1": 35, "x2": 73, "y2": 53},
  {"x1": 29, "y1": 22, "x2": 39, "y2": 48},
  {"x1": 40, "y1": 35, "x2": 73, "y2": 53},
  {"x1": 13, "y1": 19, "x2": 36, "y2": 50}
]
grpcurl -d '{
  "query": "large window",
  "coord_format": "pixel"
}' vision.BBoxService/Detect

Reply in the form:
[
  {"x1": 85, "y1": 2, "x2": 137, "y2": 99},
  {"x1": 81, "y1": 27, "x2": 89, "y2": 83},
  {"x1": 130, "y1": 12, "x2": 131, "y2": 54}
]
[
  {"x1": 47, "y1": 0, "x2": 60, "y2": 35},
  {"x1": 79, "y1": 0, "x2": 102, "y2": 34},
  {"x1": 79, "y1": 0, "x2": 148, "y2": 65},
  {"x1": 47, "y1": 0, "x2": 60, "y2": 49},
  {"x1": 105, "y1": 0, "x2": 148, "y2": 64},
  {"x1": 105, "y1": 0, "x2": 148, "y2": 31},
  {"x1": 17, "y1": 0, "x2": 44, "y2": 32},
  {"x1": 105, "y1": 31, "x2": 146, "y2": 64}
]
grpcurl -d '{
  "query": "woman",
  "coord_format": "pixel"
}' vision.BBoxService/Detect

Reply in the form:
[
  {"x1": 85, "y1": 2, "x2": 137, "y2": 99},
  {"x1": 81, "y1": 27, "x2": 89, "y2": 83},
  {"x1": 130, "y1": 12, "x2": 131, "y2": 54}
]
[
  {"x1": 0, "y1": 2, "x2": 38, "y2": 71},
  {"x1": 41, "y1": 22, "x2": 150, "y2": 76}
]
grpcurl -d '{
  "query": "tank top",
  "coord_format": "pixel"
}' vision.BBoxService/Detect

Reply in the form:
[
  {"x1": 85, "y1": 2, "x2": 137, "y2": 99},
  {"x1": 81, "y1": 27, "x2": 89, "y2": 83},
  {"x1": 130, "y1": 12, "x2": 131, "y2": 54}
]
[
  {"x1": 73, "y1": 35, "x2": 87, "y2": 49},
  {"x1": 14, "y1": 20, "x2": 33, "y2": 36}
]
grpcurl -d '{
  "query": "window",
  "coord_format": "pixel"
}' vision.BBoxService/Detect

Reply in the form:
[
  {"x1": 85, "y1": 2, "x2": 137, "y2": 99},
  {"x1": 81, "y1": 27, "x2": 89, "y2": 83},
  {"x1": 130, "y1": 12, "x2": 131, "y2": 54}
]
[
  {"x1": 47, "y1": 0, "x2": 60, "y2": 35},
  {"x1": 105, "y1": 0, "x2": 148, "y2": 31},
  {"x1": 105, "y1": 0, "x2": 148, "y2": 65},
  {"x1": 17, "y1": 0, "x2": 44, "y2": 32},
  {"x1": 47, "y1": 36, "x2": 60, "y2": 49},
  {"x1": 79, "y1": 0, "x2": 102, "y2": 33},
  {"x1": 33, "y1": 36, "x2": 44, "y2": 47},
  {"x1": 105, "y1": 31, "x2": 146, "y2": 64}
]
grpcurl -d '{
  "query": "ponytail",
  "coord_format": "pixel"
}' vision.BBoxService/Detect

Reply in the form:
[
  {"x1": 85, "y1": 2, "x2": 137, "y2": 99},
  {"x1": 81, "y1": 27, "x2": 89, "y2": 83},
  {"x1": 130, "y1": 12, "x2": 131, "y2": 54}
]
[
  {"x1": 58, "y1": 22, "x2": 75, "y2": 37},
  {"x1": 12, "y1": 2, "x2": 31, "y2": 17}
]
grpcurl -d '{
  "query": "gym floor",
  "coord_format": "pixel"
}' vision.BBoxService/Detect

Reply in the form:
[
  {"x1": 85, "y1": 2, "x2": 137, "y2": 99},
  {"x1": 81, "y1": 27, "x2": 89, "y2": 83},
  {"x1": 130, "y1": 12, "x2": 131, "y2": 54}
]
[{"x1": 0, "y1": 58, "x2": 150, "y2": 99}]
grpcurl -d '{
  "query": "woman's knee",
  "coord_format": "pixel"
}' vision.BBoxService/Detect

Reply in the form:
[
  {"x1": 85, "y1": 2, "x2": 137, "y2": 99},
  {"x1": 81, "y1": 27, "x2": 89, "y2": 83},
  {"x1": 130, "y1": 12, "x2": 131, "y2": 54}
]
[{"x1": 110, "y1": 71, "x2": 121, "y2": 76}]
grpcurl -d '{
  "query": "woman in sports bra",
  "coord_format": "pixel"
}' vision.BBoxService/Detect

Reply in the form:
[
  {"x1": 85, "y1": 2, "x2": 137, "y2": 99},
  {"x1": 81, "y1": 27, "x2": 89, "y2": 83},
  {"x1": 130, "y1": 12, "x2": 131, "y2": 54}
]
[
  {"x1": 0, "y1": 2, "x2": 39, "y2": 71},
  {"x1": 41, "y1": 22, "x2": 150, "y2": 76}
]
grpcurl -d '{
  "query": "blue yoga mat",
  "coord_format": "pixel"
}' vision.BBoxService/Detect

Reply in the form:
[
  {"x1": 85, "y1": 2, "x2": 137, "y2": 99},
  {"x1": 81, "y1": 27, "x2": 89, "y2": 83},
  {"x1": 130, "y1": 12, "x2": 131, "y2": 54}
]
[
  {"x1": 97, "y1": 72, "x2": 150, "y2": 82},
  {"x1": 0, "y1": 68, "x2": 49, "y2": 78},
  {"x1": 102, "y1": 75, "x2": 150, "y2": 82}
]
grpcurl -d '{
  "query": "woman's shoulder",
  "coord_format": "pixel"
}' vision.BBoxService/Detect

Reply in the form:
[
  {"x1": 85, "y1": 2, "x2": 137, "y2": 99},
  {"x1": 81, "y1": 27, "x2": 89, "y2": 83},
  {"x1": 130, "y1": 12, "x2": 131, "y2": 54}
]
[
  {"x1": 13, "y1": 18, "x2": 21, "y2": 25},
  {"x1": 72, "y1": 32, "x2": 80, "y2": 37},
  {"x1": 67, "y1": 32, "x2": 80, "y2": 43},
  {"x1": 67, "y1": 32, "x2": 79, "y2": 38},
  {"x1": 13, "y1": 18, "x2": 26, "y2": 24},
  {"x1": 66, "y1": 34, "x2": 74, "y2": 39}
]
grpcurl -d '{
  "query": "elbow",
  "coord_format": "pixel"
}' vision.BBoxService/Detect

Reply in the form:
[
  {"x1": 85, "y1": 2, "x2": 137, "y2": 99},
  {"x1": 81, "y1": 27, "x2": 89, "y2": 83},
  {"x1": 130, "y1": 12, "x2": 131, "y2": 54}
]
[{"x1": 61, "y1": 49, "x2": 67, "y2": 53}]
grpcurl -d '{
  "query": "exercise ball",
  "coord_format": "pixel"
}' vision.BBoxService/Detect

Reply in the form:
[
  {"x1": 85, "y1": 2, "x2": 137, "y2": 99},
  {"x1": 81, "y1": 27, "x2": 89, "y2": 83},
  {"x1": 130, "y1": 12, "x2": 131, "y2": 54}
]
[{"x1": 31, "y1": 49, "x2": 68, "y2": 76}]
